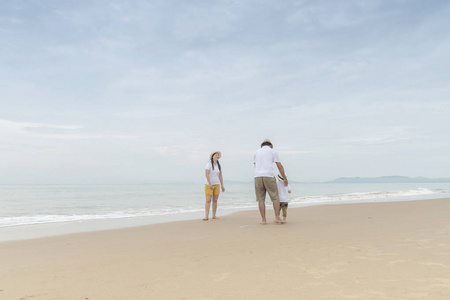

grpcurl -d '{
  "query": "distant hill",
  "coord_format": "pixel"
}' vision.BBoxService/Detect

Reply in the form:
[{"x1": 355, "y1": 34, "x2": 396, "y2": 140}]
[{"x1": 328, "y1": 176, "x2": 450, "y2": 183}]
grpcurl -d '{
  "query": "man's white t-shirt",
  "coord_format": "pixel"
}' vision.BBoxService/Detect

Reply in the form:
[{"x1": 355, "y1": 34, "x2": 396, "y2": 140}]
[
  {"x1": 277, "y1": 181, "x2": 291, "y2": 203},
  {"x1": 253, "y1": 146, "x2": 280, "y2": 178},
  {"x1": 205, "y1": 161, "x2": 221, "y2": 185}
]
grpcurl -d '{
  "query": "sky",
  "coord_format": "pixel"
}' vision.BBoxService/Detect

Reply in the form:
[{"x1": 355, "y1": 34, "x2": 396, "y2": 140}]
[{"x1": 1, "y1": 0, "x2": 450, "y2": 184}]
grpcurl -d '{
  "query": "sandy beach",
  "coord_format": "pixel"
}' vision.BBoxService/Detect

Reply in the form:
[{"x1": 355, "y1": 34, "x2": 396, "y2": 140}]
[{"x1": 1, "y1": 198, "x2": 450, "y2": 300}]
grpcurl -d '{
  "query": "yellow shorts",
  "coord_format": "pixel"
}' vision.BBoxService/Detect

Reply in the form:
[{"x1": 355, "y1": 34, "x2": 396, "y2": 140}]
[{"x1": 205, "y1": 184, "x2": 221, "y2": 196}]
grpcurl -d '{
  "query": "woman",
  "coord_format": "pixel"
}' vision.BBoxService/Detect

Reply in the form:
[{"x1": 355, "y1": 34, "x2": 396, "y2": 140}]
[{"x1": 204, "y1": 151, "x2": 225, "y2": 220}]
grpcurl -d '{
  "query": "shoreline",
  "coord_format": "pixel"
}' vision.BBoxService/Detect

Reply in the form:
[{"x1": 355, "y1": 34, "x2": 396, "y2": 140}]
[
  {"x1": 1, "y1": 193, "x2": 447, "y2": 243},
  {"x1": 1, "y1": 198, "x2": 450, "y2": 299}
]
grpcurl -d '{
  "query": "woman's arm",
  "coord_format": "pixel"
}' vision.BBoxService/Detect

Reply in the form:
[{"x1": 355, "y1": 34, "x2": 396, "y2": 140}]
[
  {"x1": 219, "y1": 171, "x2": 225, "y2": 192},
  {"x1": 205, "y1": 169, "x2": 213, "y2": 189}
]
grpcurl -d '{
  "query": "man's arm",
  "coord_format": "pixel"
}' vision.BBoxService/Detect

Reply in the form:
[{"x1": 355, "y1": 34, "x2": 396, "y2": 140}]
[{"x1": 275, "y1": 162, "x2": 288, "y2": 186}]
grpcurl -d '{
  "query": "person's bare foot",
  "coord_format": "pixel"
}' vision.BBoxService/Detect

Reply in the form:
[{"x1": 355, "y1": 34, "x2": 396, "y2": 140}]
[
  {"x1": 261, "y1": 218, "x2": 267, "y2": 225},
  {"x1": 275, "y1": 218, "x2": 284, "y2": 224},
  {"x1": 212, "y1": 216, "x2": 219, "y2": 219},
  {"x1": 202, "y1": 218, "x2": 209, "y2": 221}
]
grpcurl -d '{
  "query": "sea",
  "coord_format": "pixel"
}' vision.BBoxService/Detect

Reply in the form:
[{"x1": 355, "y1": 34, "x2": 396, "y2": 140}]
[{"x1": 1, "y1": 182, "x2": 450, "y2": 242}]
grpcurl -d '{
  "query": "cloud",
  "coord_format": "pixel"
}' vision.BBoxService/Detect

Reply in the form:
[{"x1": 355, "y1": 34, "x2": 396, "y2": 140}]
[
  {"x1": 1, "y1": 1, "x2": 450, "y2": 183},
  {"x1": 341, "y1": 136, "x2": 412, "y2": 146},
  {"x1": 0, "y1": 119, "x2": 138, "y2": 140},
  {"x1": 0, "y1": 119, "x2": 80, "y2": 133}
]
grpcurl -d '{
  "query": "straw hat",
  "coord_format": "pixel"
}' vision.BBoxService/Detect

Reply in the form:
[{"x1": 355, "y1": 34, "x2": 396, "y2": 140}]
[
  {"x1": 276, "y1": 174, "x2": 285, "y2": 182},
  {"x1": 261, "y1": 138, "x2": 273, "y2": 146},
  {"x1": 210, "y1": 151, "x2": 222, "y2": 160}
]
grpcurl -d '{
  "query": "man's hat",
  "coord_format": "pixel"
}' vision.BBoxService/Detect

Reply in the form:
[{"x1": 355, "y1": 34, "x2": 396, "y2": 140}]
[{"x1": 261, "y1": 139, "x2": 273, "y2": 146}]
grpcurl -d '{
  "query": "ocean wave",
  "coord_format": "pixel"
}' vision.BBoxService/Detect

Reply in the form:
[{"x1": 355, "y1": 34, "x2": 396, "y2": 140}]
[
  {"x1": 0, "y1": 209, "x2": 203, "y2": 228},
  {"x1": 291, "y1": 188, "x2": 437, "y2": 205},
  {"x1": 1, "y1": 187, "x2": 447, "y2": 228}
]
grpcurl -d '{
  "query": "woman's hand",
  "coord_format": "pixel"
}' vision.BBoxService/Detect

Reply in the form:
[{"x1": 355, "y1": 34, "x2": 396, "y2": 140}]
[{"x1": 221, "y1": 186, "x2": 225, "y2": 192}]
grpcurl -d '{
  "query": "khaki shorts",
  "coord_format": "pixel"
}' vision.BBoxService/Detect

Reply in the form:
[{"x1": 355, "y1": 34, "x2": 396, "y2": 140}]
[
  {"x1": 254, "y1": 177, "x2": 279, "y2": 202},
  {"x1": 205, "y1": 184, "x2": 220, "y2": 196}
]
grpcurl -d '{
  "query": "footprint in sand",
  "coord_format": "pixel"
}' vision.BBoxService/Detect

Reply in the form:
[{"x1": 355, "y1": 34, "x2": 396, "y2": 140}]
[
  {"x1": 239, "y1": 225, "x2": 251, "y2": 228},
  {"x1": 418, "y1": 262, "x2": 450, "y2": 269},
  {"x1": 388, "y1": 260, "x2": 410, "y2": 265},
  {"x1": 214, "y1": 272, "x2": 230, "y2": 281}
]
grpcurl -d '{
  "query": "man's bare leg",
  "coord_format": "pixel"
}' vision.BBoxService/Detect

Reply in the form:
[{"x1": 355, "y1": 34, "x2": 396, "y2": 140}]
[
  {"x1": 258, "y1": 201, "x2": 266, "y2": 224},
  {"x1": 273, "y1": 201, "x2": 283, "y2": 223}
]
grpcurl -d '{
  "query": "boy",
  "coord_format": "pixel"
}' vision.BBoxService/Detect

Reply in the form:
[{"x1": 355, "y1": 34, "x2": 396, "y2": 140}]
[{"x1": 276, "y1": 174, "x2": 291, "y2": 222}]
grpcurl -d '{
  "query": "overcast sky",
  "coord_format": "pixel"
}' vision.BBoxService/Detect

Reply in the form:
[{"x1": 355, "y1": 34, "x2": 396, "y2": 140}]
[{"x1": 1, "y1": 0, "x2": 449, "y2": 184}]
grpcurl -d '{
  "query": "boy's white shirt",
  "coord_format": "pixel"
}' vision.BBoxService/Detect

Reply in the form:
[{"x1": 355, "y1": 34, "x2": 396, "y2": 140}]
[{"x1": 276, "y1": 180, "x2": 291, "y2": 203}]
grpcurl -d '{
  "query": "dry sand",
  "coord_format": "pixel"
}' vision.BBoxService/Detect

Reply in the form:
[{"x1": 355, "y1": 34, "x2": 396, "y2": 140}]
[{"x1": 1, "y1": 198, "x2": 450, "y2": 299}]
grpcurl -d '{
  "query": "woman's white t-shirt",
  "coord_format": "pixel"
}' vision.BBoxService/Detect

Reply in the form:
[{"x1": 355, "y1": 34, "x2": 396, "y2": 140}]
[{"x1": 205, "y1": 161, "x2": 221, "y2": 185}]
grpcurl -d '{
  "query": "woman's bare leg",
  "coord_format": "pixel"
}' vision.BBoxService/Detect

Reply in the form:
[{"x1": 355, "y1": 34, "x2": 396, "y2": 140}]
[
  {"x1": 212, "y1": 195, "x2": 219, "y2": 219},
  {"x1": 204, "y1": 196, "x2": 212, "y2": 220}
]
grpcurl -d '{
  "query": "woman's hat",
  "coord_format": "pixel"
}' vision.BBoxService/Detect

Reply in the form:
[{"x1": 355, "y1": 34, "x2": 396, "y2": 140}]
[
  {"x1": 210, "y1": 151, "x2": 222, "y2": 160},
  {"x1": 276, "y1": 174, "x2": 284, "y2": 182}
]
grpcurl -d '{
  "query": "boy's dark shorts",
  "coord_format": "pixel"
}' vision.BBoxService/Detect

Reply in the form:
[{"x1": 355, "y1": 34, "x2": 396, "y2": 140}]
[{"x1": 280, "y1": 202, "x2": 288, "y2": 217}]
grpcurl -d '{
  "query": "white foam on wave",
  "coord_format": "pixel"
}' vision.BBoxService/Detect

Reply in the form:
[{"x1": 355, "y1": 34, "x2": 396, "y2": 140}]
[
  {"x1": 291, "y1": 188, "x2": 436, "y2": 205},
  {"x1": 0, "y1": 208, "x2": 204, "y2": 228},
  {"x1": 1, "y1": 187, "x2": 447, "y2": 228}
]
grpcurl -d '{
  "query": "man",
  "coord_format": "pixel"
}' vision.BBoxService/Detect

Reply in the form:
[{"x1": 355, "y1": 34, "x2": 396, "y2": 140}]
[{"x1": 253, "y1": 139, "x2": 288, "y2": 224}]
